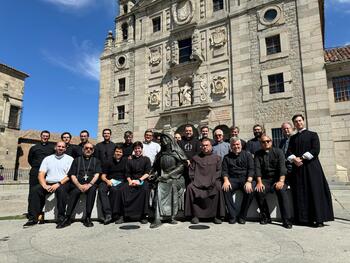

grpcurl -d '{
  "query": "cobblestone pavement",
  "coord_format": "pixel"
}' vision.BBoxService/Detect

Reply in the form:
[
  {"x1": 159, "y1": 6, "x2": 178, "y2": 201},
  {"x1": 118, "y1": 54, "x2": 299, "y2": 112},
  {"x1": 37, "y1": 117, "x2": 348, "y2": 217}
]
[{"x1": 0, "y1": 219, "x2": 349, "y2": 263}]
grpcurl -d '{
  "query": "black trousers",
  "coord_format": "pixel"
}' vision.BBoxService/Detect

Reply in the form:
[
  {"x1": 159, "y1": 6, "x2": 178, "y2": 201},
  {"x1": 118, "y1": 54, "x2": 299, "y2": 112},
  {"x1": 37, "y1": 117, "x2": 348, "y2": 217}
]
[
  {"x1": 66, "y1": 183, "x2": 98, "y2": 218},
  {"x1": 98, "y1": 181, "x2": 124, "y2": 218},
  {"x1": 255, "y1": 179, "x2": 292, "y2": 223},
  {"x1": 223, "y1": 178, "x2": 255, "y2": 220},
  {"x1": 27, "y1": 183, "x2": 70, "y2": 221}
]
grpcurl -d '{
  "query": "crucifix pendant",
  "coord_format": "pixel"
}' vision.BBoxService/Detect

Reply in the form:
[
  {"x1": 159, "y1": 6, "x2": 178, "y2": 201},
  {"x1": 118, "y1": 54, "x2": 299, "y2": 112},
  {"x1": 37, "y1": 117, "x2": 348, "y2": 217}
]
[{"x1": 84, "y1": 174, "x2": 88, "y2": 181}]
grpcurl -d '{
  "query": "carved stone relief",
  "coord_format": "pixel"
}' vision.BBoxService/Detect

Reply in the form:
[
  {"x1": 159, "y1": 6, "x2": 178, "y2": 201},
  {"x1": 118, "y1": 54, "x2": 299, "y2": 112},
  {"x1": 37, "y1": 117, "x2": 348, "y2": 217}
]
[
  {"x1": 179, "y1": 82, "x2": 192, "y2": 106},
  {"x1": 164, "y1": 82, "x2": 172, "y2": 108},
  {"x1": 199, "y1": 74, "x2": 208, "y2": 102},
  {"x1": 166, "y1": 9, "x2": 171, "y2": 30},
  {"x1": 166, "y1": 40, "x2": 179, "y2": 66},
  {"x1": 149, "y1": 46, "x2": 162, "y2": 66},
  {"x1": 211, "y1": 76, "x2": 227, "y2": 95},
  {"x1": 148, "y1": 90, "x2": 161, "y2": 106},
  {"x1": 200, "y1": 0, "x2": 205, "y2": 18},
  {"x1": 172, "y1": 0, "x2": 194, "y2": 26},
  {"x1": 209, "y1": 27, "x2": 227, "y2": 48},
  {"x1": 191, "y1": 29, "x2": 204, "y2": 62}
]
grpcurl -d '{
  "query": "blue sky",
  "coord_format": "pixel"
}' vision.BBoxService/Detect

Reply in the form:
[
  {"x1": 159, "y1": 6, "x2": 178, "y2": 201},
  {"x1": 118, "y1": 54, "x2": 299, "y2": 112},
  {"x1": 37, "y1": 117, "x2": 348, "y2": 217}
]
[{"x1": 0, "y1": 0, "x2": 349, "y2": 139}]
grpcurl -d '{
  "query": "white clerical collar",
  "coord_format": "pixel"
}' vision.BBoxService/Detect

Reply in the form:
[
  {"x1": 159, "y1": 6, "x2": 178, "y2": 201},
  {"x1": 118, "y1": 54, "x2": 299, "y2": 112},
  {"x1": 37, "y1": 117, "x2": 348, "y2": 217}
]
[
  {"x1": 55, "y1": 154, "x2": 64, "y2": 159},
  {"x1": 298, "y1": 128, "x2": 306, "y2": 133}
]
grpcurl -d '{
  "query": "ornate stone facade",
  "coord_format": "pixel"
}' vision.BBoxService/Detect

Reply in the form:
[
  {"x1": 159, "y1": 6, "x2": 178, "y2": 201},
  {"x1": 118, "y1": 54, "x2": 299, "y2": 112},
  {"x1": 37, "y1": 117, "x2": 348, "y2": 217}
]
[{"x1": 98, "y1": 0, "x2": 343, "y2": 180}]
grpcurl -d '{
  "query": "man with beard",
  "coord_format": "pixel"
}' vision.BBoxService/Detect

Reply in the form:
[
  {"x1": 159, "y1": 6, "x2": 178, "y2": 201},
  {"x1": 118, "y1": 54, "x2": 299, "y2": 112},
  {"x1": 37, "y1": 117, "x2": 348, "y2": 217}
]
[
  {"x1": 58, "y1": 143, "x2": 101, "y2": 228},
  {"x1": 150, "y1": 134, "x2": 187, "y2": 228},
  {"x1": 222, "y1": 137, "x2": 255, "y2": 224},
  {"x1": 98, "y1": 144, "x2": 127, "y2": 224},
  {"x1": 24, "y1": 141, "x2": 73, "y2": 228},
  {"x1": 254, "y1": 135, "x2": 293, "y2": 229},
  {"x1": 246, "y1": 124, "x2": 263, "y2": 156},
  {"x1": 185, "y1": 138, "x2": 225, "y2": 224},
  {"x1": 179, "y1": 125, "x2": 201, "y2": 161},
  {"x1": 142, "y1": 129, "x2": 161, "y2": 166},
  {"x1": 287, "y1": 114, "x2": 334, "y2": 227},
  {"x1": 94, "y1": 128, "x2": 116, "y2": 166}
]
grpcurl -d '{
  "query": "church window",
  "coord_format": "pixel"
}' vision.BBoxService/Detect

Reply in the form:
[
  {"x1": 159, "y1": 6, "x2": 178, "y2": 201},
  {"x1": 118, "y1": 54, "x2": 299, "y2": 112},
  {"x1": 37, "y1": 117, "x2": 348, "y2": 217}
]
[
  {"x1": 117, "y1": 105, "x2": 125, "y2": 120},
  {"x1": 213, "y1": 0, "x2": 224, "y2": 12},
  {"x1": 268, "y1": 73, "x2": 284, "y2": 94},
  {"x1": 122, "y1": 23, "x2": 128, "y2": 40},
  {"x1": 123, "y1": 5, "x2": 128, "y2": 14},
  {"x1": 178, "y1": 38, "x2": 192, "y2": 63},
  {"x1": 119, "y1": 78, "x2": 126, "y2": 92},
  {"x1": 333, "y1": 75, "x2": 350, "y2": 102},
  {"x1": 265, "y1": 35, "x2": 281, "y2": 55},
  {"x1": 152, "y1": 17, "x2": 161, "y2": 32},
  {"x1": 8, "y1": 105, "x2": 20, "y2": 129}
]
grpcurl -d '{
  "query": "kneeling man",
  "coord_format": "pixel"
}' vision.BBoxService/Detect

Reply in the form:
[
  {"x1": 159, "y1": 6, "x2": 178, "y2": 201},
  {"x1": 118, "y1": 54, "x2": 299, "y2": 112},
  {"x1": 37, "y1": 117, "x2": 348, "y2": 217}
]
[
  {"x1": 24, "y1": 141, "x2": 73, "y2": 228},
  {"x1": 185, "y1": 138, "x2": 225, "y2": 224},
  {"x1": 254, "y1": 135, "x2": 292, "y2": 228}
]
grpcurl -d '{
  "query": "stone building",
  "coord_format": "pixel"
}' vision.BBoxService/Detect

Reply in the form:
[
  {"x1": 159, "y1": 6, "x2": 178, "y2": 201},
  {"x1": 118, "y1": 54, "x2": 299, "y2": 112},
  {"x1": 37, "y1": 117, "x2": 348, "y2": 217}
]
[
  {"x1": 98, "y1": 0, "x2": 345, "y2": 180},
  {"x1": 0, "y1": 63, "x2": 28, "y2": 169}
]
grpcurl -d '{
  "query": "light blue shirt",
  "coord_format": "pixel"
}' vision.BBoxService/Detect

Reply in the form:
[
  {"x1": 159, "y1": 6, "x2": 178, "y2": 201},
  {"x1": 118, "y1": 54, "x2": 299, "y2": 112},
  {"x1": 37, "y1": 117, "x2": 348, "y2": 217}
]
[{"x1": 213, "y1": 141, "x2": 231, "y2": 159}]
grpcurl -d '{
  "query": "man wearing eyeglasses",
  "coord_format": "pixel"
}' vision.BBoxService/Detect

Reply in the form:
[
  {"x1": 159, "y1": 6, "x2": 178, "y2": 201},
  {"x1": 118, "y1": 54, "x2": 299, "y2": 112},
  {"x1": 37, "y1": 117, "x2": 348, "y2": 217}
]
[
  {"x1": 57, "y1": 143, "x2": 101, "y2": 228},
  {"x1": 254, "y1": 135, "x2": 292, "y2": 229},
  {"x1": 212, "y1": 129, "x2": 230, "y2": 159}
]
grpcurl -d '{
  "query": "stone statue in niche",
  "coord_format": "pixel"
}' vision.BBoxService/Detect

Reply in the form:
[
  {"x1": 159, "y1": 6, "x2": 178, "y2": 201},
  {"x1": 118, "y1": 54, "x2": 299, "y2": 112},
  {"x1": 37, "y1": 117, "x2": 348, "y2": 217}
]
[
  {"x1": 172, "y1": 0, "x2": 194, "y2": 25},
  {"x1": 209, "y1": 27, "x2": 227, "y2": 48},
  {"x1": 149, "y1": 46, "x2": 162, "y2": 66},
  {"x1": 149, "y1": 90, "x2": 161, "y2": 106},
  {"x1": 211, "y1": 76, "x2": 227, "y2": 95},
  {"x1": 191, "y1": 29, "x2": 204, "y2": 62},
  {"x1": 179, "y1": 82, "x2": 192, "y2": 106}
]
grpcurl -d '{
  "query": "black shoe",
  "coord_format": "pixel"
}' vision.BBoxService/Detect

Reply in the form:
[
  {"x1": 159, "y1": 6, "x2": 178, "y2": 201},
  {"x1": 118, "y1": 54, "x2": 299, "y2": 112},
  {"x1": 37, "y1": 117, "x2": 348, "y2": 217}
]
[
  {"x1": 150, "y1": 220, "x2": 162, "y2": 229},
  {"x1": 23, "y1": 219, "x2": 37, "y2": 228},
  {"x1": 214, "y1": 218, "x2": 222, "y2": 224},
  {"x1": 228, "y1": 217, "x2": 236, "y2": 224},
  {"x1": 169, "y1": 219, "x2": 178, "y2": 225},
  {"x1": 191, "y1": 217, "x2": 199, "y2": 224},
  {"x1": 56, "y1": 217, "x2": 71, "y2": 229},
  {"x1": 115, "y1": 216, "x2": 124, "y2": 224},
  {"x1": 260, "y1": 216, "x2": 269, "y2": 225},
  {"x1": 237, "y1": 217, "x2": 246, "y2": 224},
  {"x1": 314, "y1": 222, "x2": 324, "y2": 228},
  {"x1": 283, "y1": 222, "x2": 293, "y2": 229},
  {"x1": 83, "y1": 217, "x2": 94, "y2": 227},
  {"x1": 103, "y1": 215, "x2": 112, "y2": 225},
  {"x1": 140, "y1": 218, "x2": 148, "y2": 224}
]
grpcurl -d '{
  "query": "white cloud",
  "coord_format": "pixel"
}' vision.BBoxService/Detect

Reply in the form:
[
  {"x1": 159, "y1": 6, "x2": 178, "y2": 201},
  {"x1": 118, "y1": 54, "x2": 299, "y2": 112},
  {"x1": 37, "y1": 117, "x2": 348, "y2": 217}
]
[
  {"x1": 42, "y1": 38, "x2": 100, "y2": 81},
  {"x1": 41, "y1": 0, "x2": 94, "y2": 8}
]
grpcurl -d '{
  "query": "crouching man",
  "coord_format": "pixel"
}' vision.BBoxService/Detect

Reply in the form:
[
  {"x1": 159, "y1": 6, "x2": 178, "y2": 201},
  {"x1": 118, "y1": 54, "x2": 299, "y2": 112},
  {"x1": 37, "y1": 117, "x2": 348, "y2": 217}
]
[{"x1": 24, "y1": 141, "x2": 73, "y2": 228}]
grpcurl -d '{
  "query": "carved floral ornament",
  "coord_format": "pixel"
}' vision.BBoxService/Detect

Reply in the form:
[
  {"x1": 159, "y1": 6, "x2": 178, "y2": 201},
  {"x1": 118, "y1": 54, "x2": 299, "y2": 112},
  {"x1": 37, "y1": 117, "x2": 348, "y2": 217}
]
[
  {"x1": 209, "y1": 27, "x2": 227, "y2": 48},
  {"x1": 148, "y1": 90, "x2": 161, "y2": 106},
  {"x1": 172, "y1": 0, "x2": 194, "y2": 25},
  {"x1": 211, "y1": 76, "x2": 227, "y2": 95},
  {"x1": 149, "y1": 46, "x2": 162, "y2": 66}
]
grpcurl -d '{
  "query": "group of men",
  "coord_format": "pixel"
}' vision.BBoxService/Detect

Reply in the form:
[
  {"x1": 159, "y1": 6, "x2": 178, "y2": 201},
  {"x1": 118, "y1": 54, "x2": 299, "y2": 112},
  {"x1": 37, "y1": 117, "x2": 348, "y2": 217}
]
[{"x1": 24, "y1": 114, "x2": 334, "y2": 229}]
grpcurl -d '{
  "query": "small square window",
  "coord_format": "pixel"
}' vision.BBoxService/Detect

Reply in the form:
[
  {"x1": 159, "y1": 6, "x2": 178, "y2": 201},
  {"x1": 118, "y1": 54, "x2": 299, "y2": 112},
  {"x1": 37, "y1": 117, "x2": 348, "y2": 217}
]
[
  {"x1": 213, "y1": 0, "x2": 224, "y2": 12},
  {"x1": 265, "y1": 35, "x2": 281, "y2": 55},
  {"x1": 119, "y1": 78, "x2": 126, "y2": 92},
  {"x1": 117, "y1": 106, "x2": 125, "y2": 120},
  {"x1": 178, "y1": 38, "x2": 192, "y2": 63},
  {"x1": 268, "y1": 73, "x2": 284, "y2": 94},
  {"x1": 332, "y1": 75, "x2": 350, "y2": 102},
  {"x1": 152, "y1": 17, "x2": 161, "y2": 33}
]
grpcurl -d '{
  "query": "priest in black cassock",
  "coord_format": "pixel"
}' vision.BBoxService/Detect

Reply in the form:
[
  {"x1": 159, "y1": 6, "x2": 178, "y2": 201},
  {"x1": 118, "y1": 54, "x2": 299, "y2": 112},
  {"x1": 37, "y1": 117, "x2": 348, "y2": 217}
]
[
  {"x1": 119, "y1": 141, "x2": 152, "y2": 224},
  {"x1": 185, "y1": 138, "x2": 225, "y2": 224},
  {"x1": 287, "y1": 114, "x2": 334, "y2": 227}
]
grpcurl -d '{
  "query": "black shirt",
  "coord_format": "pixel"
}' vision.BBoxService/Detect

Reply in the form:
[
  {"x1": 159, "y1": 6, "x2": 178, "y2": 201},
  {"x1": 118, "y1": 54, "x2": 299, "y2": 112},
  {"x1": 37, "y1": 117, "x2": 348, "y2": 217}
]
[
  {"x1": 254, "y1": 147, "x2": 287, "y2": 181},
  {"x1": 246, "y1": 138, "x2": 261, "y2": 155},
  {"x1": 221, "y1": 150, "x2": 254, "y2": 181},
  {"x1": 179, "y1": 137, "x2": 201, "y2": 160},
  {"x1": 68, "y1": 156, "x2": 102, "y2": 184},
  {"x1": 28, "y1": 142, "x2": 55, "y2": 168},
  {"x1": 65, "y1": 144, "x2": 77, "y2": 158},
  {"x1": 94, "y1": 141, "x2": 116, "y2": 164},
  {"x1": 126, "y1": 155, "x2": 151, "y2": 180},
  {"x1": 102, "y1": 157, "x2": 127, "y2": 181},
  {"x1": 122, "y1": 143, "x2": 133, "y2": 157}
]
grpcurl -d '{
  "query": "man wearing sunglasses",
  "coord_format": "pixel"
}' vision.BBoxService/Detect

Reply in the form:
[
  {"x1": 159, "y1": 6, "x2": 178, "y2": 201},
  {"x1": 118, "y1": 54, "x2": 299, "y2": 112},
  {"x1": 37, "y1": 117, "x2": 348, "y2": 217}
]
[
  {"x1": 212, "y1": 129, "x2": 230, "y2": 159},
  {"x1": 254, "y1": 135, "x2": 292, "y2": 229}
]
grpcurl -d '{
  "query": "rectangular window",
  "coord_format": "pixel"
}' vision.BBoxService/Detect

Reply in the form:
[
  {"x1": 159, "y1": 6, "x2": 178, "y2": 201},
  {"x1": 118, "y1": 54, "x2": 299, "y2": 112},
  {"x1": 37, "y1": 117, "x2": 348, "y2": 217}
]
[
  {"x1": 332, "y1": 75, "x2": 350, "y2": 102},
  {"x1": 152, "y1": 17, "x2": 161, "y2": 32},
  {"x1": 271, "y1": 128, "x2": 284, "y2": 148},
  {"x1": 268, "y1": 73, "x2": 285, "y2": 94},
  {"x1": 265, "y1": 35, "x2": 281, "y2": 55},
  {"x1": 213, "y1": 0, "x2": 224, "y2": 11},
  {"x1": 178, "y1": 38, "x2": 192, "y2": 63},
  {"x1": 8, "y1": 105, "x2": 20, "y2": 129},
  {"x1": 119, "y1": 78, "x2": 126, "y2": 92},
  {"x1": 117, "y1": 105, "x2": 125, "y2": 120}
]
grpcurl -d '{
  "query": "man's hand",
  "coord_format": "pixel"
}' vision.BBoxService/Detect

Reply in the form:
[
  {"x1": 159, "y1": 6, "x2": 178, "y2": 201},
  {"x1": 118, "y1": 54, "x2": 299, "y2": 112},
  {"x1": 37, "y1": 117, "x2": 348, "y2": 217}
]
[
  {"x1": 255, "y1": 182, "x2": 265, "y2": 193},
  {"x1": 275, "y1": 181, "x2": 284, "y2": 190},
  {"x1": 293, "y1": 157, "x2": 303, "y2": 167},
  {"x1": 107, "y1": 180, "x2": 113, "y2": 187},
  {"x1": 49, "y1": 183, "x2": 60, "y2": 193},
  {"x1": 78, "y1": 184, "x2": 86, "y2": 192},
  {"x1": 244, "y1": 182, "x2": 253, "y2": 193},
  {"x1": 222, "y1": 180, "x2": 231, "y2": 192}
]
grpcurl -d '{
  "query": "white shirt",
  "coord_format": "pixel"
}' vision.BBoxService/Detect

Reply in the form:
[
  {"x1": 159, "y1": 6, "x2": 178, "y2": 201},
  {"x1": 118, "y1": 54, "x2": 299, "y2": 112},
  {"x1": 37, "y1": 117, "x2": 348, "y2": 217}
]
[
  {"x1": 142, "y1": 141, "x2": 161, "y2": 165},
  {"x1": 39, "y1": 154, "x2": 74, "y2": 183}
]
